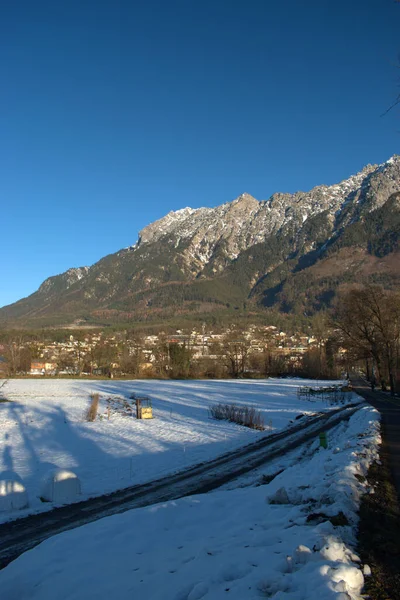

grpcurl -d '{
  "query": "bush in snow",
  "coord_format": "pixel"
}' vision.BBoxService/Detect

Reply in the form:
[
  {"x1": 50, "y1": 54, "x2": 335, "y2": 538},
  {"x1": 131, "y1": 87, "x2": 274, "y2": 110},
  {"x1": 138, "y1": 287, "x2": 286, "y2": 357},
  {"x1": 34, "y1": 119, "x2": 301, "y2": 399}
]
[
  {"x1": 40, "y1": 469, "x2": 81, "y2": 504},
  {"x1": 0, "y1": 479, "x2": 29, "y2": 512},
  {"x1": 209, "y1": 403, "x2": 265, "y2": 430},
  {"x1": 85, "y1": 393, "x2": 100, "y2": 422}
]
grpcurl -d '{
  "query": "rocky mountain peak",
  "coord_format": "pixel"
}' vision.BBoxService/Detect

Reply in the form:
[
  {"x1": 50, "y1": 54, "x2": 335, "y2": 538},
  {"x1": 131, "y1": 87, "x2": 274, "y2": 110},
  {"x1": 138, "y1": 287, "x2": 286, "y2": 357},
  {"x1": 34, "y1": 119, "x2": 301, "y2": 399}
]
[
  {"x1": 227, "y1": 193, "x2": 259, "y2": 214},
  {"x1": 234, "y1": 192, "x2": 258, "y2": 205},
  {"x1": 138, "y1": 206, "x2": 201, "y2": 245}
]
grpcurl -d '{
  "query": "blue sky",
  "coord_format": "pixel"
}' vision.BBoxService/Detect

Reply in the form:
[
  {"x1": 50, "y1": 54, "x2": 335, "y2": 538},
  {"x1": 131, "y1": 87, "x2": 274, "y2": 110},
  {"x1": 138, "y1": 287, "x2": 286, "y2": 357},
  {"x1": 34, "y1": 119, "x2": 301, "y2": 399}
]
[{"x1": 1, "y1": 0, "x2": 399, "y2": 309}]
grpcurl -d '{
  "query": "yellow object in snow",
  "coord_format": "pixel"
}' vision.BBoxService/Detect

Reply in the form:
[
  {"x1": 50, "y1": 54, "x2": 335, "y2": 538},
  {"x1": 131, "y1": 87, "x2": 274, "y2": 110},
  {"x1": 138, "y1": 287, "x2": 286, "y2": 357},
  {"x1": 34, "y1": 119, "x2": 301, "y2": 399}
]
[
  {"x1": 140, "y1": 406, "x2": 153, "y2": 419},
  {"x1": 135, "y1": 396, "x2": 153, "y2": 419}
]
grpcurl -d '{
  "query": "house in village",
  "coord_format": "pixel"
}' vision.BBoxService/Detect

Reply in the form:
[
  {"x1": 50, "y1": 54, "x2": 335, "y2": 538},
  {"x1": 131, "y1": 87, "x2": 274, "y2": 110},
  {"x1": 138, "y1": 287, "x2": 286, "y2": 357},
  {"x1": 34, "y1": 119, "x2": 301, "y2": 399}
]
[{"x1": 30, "y1": 360, "x2": 57, "y2": 375}]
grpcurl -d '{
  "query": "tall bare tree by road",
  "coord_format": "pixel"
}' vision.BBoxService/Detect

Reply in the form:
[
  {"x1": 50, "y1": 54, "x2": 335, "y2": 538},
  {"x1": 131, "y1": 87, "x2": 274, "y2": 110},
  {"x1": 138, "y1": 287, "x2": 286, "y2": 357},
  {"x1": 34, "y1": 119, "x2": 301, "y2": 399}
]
[{"x1": 334, "y1": 285, "x2": 400, "y2": 396}]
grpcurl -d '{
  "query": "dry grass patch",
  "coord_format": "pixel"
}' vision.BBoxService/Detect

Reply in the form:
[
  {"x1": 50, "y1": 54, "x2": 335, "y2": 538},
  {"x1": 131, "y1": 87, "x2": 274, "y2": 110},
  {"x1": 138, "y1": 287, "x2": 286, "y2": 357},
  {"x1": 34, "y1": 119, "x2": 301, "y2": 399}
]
[
  {"x1": 86, "y1": 393, "x2": 100, "y2": 422},
  {"x1": 209, "y1": 403, "x2": 265, "y2": 430}
]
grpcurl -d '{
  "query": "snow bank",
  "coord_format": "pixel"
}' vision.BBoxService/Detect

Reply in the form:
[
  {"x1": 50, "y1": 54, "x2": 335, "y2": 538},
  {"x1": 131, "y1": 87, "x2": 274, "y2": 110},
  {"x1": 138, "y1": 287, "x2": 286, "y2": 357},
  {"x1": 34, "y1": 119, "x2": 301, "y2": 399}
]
[
  {"x1": 0, "y1": 404, "x2": 380, "y2": 600},
  {"x1": 40, "y1": 470, "x2": 81, "y2": 504},
  {"x1": 0, "y1": 480, "x2": 28, "y2": 512}
]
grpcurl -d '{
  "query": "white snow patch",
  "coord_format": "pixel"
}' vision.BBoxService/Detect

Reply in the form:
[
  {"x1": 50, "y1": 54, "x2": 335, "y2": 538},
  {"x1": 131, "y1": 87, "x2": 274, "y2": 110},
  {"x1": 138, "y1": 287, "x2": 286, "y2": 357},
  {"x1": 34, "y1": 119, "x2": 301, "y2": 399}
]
[
  {"x1": 0, "y1": 479, "x2": 28, "y2": 511},
  {"x1": 40, "y1": 469, "x2": 81, "y2": 504}
]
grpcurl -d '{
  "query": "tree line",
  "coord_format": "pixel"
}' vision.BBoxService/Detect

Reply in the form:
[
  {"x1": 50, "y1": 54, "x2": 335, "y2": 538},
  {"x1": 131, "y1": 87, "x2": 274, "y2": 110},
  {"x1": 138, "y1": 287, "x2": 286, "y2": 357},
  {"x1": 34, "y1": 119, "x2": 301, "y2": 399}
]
[{"x1": 0, "y1": 284, "x2": 399, "y2": 391}]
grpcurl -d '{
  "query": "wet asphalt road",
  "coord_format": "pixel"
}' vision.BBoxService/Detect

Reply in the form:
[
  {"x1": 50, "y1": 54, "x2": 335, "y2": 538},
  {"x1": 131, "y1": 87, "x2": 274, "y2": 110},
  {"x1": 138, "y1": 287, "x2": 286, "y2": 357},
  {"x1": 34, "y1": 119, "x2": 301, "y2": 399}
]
[{"x1": 351, "y1": 377, "x2": 400, "y2": 500}]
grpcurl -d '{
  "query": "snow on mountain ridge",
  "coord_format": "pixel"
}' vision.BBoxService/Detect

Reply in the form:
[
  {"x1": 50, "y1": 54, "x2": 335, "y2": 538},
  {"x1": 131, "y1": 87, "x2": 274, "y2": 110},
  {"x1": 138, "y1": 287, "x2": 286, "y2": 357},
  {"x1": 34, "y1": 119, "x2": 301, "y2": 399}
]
[
  {"x1": 138, "y1": 206, "x2": 205, "y2": 245},
  {"x1": 39, "y1": 156, "x2": 400, "y2": 293},
  {"x1": 134, "y1": 156, "x2": 400, "y2": 275}
]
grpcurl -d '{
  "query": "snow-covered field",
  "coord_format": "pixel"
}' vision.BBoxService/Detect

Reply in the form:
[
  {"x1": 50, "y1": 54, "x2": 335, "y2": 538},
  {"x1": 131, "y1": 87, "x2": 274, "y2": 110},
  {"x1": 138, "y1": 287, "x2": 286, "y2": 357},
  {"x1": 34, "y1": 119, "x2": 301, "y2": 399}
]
[
  {"x1": 0, "y1": 378, "x2": 355, "y2": 519},
  {"x1": 0, "y1": 403, "x2": 380, "y2": 600}
]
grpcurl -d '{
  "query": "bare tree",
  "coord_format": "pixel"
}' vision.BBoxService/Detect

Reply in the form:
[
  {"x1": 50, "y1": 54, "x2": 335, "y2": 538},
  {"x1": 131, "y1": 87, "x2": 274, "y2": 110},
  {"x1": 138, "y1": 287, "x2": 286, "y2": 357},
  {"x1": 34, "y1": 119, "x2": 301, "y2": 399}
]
[
  {"x1": 222, "y1": 327, "x2": 251, "y2": 378},
  {"x1": 2, "y1": 335, "x2": 27, "y2": 375},
  {"x1": 119, "y1": 333, "x2": 143, "y2": 377},
  {"x1": 250, "y1": 327, "x2": 278, "y2": 377},
  {"x1": 56, "y1": 352, "x2": 76, "y2": 374},
  {"x1": 152, "y1": 333, "x2": 170, "y2": 377},
  {"x1": 92, "y1": 340, "x2": 118, "y2": 376},
  {"x1": 334, "y1": 285, "x2": 400, "y2": 395}
]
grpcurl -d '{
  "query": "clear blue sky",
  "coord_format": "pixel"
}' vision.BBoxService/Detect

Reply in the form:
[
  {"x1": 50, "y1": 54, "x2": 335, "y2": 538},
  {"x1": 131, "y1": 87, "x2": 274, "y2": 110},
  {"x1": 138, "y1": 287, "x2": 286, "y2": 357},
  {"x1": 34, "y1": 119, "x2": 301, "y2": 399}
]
[{"x1": 1, "y1": 0, "x2": 399, "y2": 308}]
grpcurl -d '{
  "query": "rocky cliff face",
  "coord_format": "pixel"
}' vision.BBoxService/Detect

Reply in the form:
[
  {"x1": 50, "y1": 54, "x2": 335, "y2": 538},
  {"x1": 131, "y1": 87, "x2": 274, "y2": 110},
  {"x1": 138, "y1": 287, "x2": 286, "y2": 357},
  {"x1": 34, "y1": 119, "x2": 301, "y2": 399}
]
[
  {"x1": 38, "y1": 268, "x2": 90, "y2": 295},
  {"x1": 134, "y1": 156, "x2": 400, "y2": 276},
  {"x1": 1, "y1": 156, "x2": 399, "y2": 326}
]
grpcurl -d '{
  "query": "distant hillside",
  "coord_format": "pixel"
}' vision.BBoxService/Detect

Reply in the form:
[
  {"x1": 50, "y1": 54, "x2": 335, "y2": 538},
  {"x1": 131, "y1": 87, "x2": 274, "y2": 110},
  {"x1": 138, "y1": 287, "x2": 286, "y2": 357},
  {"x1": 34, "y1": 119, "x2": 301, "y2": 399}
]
[{"x1": 1, "y1": 156, "x2": 399, "y2": 328}]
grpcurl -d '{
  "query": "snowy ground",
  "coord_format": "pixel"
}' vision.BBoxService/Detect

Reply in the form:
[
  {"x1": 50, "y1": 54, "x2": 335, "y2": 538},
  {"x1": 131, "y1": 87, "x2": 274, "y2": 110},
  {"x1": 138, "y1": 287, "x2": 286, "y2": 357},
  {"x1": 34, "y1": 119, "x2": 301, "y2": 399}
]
[
  {"x1": 0, "y1": 404, "x2": 380, "y2": 600},
  {"x1": 0, "y1": 378, "x2": 355, "y2": 520}
]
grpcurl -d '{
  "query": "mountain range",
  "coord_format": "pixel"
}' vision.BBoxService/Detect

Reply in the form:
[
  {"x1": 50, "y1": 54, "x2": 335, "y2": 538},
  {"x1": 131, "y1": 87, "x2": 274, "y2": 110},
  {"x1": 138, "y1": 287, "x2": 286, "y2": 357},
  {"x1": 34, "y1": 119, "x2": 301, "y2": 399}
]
[{"x1": 2, "y1": 155, "x2": 400, "y2": 328}]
